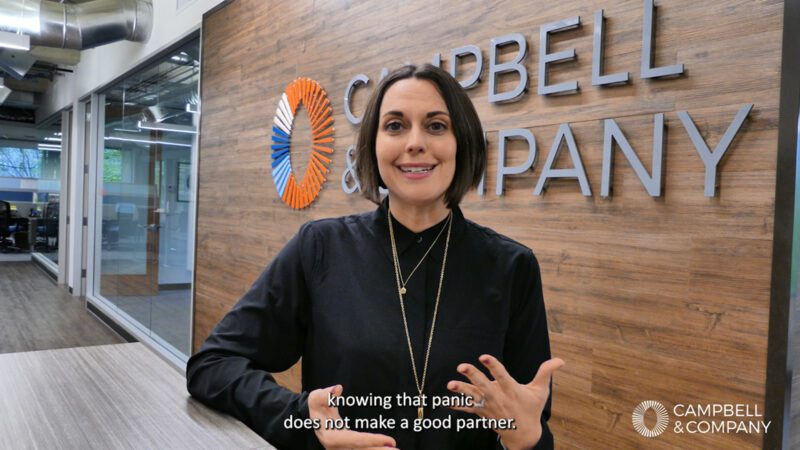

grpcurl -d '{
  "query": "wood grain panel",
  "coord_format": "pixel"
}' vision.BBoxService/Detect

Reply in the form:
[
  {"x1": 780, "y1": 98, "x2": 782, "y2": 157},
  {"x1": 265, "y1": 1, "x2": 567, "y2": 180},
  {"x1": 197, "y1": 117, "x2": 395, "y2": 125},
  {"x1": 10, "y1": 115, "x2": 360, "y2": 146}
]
[
  {"x1": 0, "y1": 343, "x2": 270, "y2": 449},
  {"x1": 195, "y1": 0, "x2": 784, "y2": 447}
]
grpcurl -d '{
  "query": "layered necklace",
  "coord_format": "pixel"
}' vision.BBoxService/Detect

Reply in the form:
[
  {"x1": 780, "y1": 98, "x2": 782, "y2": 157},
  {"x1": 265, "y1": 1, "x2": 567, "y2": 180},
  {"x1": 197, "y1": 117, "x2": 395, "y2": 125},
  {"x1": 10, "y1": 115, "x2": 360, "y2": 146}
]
[{"x1": 388, "y1": 209, "x2": 453, "y2": 420}]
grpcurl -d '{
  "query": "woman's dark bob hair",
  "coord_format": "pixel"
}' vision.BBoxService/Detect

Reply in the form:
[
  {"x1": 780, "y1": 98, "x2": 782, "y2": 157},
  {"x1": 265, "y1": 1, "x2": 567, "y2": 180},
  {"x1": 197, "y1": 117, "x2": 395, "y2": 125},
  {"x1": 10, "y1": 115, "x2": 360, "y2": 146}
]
[{"x1": 355, "y1": 63, "x2": 486, "y2": 208}]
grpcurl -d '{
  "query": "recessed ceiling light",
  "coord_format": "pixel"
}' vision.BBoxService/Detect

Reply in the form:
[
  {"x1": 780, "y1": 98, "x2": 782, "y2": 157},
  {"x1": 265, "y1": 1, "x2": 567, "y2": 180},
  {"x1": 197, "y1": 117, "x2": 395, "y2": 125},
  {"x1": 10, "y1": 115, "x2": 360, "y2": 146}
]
[{"x1": 137, "y1": 120, "x2": 197, "y2": 134}]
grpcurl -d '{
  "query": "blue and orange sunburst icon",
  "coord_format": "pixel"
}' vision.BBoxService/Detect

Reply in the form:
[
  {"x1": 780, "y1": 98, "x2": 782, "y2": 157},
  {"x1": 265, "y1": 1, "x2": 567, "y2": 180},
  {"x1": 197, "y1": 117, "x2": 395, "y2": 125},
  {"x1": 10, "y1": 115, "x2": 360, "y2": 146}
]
[{"x1": 271, "y1": 77, "x2": 335, "y2": 209}]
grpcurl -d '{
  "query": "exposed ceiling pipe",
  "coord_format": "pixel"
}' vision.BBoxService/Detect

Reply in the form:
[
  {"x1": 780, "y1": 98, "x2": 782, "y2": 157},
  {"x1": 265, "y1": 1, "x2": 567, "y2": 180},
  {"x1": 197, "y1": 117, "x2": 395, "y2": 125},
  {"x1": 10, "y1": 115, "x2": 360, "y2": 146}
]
[{"x1": 0, "y1": 0, "x2": 152, "y2": 50}]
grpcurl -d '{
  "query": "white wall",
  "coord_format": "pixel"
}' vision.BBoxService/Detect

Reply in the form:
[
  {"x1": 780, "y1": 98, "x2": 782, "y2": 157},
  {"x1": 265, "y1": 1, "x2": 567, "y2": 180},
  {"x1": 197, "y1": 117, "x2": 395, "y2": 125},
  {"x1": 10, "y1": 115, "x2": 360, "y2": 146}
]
[{"x1": 38, "y1": 0, "x2": 224, "y2": 120}]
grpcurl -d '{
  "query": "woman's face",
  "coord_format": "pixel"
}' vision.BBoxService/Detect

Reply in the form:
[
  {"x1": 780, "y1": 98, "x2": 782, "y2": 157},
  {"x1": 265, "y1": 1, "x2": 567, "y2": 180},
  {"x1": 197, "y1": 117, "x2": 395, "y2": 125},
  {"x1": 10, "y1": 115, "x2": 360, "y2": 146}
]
[{"x1": 375, "y1": 78, "x2": 457, "y2": 209}]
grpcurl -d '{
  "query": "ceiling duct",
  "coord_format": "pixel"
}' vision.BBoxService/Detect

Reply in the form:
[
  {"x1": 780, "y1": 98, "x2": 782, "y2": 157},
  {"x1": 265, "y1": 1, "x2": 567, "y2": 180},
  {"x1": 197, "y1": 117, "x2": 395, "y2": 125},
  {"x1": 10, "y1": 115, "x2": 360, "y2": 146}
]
[
  {"x1": 0, "y1": 0, "x2": 153, "y2": 51},
  {"x1": 0, "y1": 48, "x2": 37, "y2": 79},
  {"x1": 2, "y1": 89, "x2": 36, "y2": 109}
]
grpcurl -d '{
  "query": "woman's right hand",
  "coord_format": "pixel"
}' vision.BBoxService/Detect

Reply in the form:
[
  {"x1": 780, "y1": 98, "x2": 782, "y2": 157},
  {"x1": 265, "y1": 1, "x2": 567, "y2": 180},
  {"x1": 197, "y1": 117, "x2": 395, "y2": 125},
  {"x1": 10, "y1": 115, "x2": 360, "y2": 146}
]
[{"x1": 308, "y1": 385, "x2": 398, "y2": 450}]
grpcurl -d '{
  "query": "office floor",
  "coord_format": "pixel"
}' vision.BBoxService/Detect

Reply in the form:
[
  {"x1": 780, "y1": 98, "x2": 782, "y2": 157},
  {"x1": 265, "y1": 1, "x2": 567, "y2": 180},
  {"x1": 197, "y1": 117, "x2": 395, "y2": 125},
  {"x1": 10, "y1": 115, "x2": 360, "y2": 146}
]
[
  {"x1": 106, "y1": 289, "x2": 191, "y2": 357},
  {"x1": 0, "y1": 262, "x2": 124, "y2": 354}
]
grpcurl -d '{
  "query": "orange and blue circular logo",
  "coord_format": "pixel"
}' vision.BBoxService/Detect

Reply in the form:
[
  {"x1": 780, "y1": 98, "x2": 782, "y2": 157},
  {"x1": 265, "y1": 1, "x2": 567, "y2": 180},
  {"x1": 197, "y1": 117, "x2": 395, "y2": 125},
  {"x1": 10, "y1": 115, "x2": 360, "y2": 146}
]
[{"x1": 271, "y1": 77, "x2": 334, "y2": 209}]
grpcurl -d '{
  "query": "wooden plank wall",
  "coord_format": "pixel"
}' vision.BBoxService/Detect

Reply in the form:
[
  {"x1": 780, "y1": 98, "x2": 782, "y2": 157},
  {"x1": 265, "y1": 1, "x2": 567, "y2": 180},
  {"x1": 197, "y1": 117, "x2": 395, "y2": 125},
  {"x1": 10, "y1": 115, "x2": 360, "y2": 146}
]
[{"x1": 195, "y1": 0, "x2": 784, "y2": 447}]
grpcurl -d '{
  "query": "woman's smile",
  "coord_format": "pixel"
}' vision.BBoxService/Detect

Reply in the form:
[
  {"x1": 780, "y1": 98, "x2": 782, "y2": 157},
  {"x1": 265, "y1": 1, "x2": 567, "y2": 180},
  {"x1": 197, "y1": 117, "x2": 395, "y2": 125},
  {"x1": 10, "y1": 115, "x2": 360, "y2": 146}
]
[{"x1": 396, "y1": 162, "x2": 438, "y2": 179}]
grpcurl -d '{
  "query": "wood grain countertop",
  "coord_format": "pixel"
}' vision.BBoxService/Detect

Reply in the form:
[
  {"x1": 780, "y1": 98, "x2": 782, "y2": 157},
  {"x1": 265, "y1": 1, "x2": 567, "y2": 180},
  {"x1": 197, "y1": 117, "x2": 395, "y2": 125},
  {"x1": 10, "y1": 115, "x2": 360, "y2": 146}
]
[{"x1": 0, "y1": 343, "x2": 274, "y2": 449}]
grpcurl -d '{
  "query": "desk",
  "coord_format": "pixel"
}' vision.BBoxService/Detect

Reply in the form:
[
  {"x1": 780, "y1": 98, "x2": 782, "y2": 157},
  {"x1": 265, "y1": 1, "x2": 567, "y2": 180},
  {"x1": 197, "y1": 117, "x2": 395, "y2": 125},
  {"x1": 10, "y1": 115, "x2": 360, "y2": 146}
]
[
  {"x1": 8, "y1": 217, "x2": 29, "y2": 231},
  {"x1": 0, "y1": 343, "x2": 273, "y2": 449},
  {"x1": 6, "y1": 217, "x2": 30, "y2": 251}
]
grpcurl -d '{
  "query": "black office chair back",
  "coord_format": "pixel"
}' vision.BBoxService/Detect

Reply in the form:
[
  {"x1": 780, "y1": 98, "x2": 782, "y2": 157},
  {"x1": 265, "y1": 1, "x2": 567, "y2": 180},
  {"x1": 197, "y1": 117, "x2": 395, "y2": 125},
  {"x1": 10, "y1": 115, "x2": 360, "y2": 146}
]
[
  {"x1": 45, "y1": 202, "x2": 59, "y2": 237},
  {"x1": 45, "y1": 202, "x2": 58, "y2": 220},
  {"x1": 0, "y1": 201, "x2": 10, "y2": 241}
]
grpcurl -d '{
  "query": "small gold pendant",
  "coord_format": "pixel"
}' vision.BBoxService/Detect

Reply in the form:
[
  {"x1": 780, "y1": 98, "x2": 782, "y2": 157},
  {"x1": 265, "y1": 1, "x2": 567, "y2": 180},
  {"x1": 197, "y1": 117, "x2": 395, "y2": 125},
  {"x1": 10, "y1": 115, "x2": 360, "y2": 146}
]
[
  {"x1": 418, "y1": 406, "x2": 424, "y2": 420},
  {"x1": 400, "y1": 287, "x2": 406, "y2": 295}
]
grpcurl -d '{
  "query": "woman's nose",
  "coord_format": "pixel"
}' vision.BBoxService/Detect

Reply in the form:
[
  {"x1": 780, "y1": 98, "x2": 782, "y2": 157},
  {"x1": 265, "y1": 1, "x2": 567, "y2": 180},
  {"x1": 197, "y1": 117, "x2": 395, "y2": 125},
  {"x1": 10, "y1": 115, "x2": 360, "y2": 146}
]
[{"x1": 405, "y1": 126, "x2": 426, "y2": 153}]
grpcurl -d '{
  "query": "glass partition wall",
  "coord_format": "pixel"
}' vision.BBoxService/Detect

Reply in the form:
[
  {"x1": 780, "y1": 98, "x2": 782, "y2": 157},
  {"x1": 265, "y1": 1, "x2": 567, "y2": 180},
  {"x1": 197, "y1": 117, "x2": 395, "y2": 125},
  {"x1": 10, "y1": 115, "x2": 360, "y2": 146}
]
[
  {"x1": 0, "y1": 118, "x2": 62, "y2": 265},
  {"x1": 90, "y1": 37, "x2": 199, "y2": 360},
  {"x1": 31, "y1": 115, "x2": 63, "y2": 267}
]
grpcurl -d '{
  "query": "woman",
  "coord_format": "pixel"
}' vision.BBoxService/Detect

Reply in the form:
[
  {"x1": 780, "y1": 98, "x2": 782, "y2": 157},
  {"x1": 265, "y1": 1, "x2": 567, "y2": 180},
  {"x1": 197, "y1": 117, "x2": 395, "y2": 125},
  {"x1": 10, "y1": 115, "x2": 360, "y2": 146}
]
[{"x1": 186, "y1": 64, "x2": 563, "y2": 450}]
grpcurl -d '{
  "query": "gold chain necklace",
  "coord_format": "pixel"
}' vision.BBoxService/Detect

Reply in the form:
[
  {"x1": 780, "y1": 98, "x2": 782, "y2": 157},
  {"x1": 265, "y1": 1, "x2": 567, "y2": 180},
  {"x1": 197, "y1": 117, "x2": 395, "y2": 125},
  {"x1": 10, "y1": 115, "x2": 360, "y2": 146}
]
[
  {"x1": 395, "y1": 213, "x2": 452, "y2": 295},
  {"x1": 388, "y1": 209, "x2": 453, "y2": 420}
]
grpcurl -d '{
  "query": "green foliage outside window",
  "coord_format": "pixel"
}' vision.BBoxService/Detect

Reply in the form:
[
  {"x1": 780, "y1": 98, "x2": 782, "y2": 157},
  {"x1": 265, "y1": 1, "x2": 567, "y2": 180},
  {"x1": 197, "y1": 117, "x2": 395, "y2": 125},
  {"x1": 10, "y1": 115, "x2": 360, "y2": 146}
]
[{"x1": 104, "y1": 148, "x2": 122, "y2": 183}]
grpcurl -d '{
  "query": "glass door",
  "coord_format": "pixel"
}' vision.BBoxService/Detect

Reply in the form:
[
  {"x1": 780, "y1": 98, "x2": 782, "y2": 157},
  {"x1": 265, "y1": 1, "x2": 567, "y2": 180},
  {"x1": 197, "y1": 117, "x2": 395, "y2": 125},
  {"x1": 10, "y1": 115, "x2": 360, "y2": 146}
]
[{"x1": 90, "y1": 37, "x2": 199, "y2": 360}]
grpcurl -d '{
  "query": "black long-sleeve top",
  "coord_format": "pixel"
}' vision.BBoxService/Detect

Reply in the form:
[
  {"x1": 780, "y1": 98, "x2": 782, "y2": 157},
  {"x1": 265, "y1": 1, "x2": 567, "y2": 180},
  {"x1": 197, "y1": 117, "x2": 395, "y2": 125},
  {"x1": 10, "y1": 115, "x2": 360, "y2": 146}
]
[{"x1": 186, "y1": 197, "x2": 554, "y2": 449}]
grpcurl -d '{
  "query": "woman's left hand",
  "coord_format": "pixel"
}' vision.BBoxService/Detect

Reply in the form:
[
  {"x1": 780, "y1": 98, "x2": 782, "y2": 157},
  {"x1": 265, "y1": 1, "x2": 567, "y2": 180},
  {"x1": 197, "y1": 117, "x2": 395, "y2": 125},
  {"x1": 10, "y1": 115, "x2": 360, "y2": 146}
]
[{"x1": 447, "y1": 355, "x2": 565, "y2": 450}]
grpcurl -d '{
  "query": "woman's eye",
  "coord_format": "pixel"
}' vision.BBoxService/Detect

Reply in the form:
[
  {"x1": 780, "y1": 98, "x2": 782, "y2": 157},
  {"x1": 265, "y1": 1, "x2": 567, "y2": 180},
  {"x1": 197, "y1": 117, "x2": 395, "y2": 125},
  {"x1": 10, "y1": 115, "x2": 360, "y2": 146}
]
[
  {"x1": 385, "y1": 121, "x2": 403, "y2": 132},
  {"x1": 428, "y1": 122, "x2": 447, "y2": 132}
]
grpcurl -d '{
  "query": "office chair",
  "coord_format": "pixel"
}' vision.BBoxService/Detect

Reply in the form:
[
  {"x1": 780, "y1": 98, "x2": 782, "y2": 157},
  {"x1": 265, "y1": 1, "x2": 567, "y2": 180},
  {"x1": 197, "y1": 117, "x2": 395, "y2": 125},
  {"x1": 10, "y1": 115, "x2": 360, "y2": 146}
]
[
  {"x1": 44, "y1": 201, "x2": 59, "y2": 250},
  {"x1": 0, "y1": 201, "x2": 12, "y2": 252}
]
